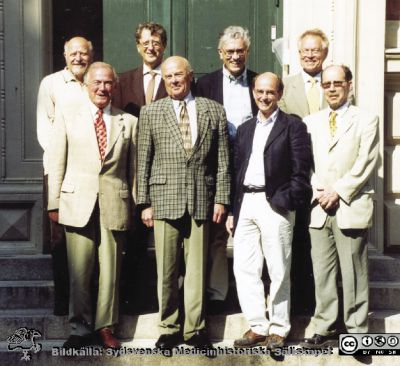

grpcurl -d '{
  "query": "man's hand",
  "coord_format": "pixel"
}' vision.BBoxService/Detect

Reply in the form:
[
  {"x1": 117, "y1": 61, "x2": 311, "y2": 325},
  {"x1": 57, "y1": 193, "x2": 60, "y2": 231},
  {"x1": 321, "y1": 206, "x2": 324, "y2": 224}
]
[
  {"x1": 48, "y1": 210, "x2": 59, "y2": 223},
  {"x1": 213, "y1": 203, "x2": 226, "y2": 224},
  {"x1": 141, "y1": 207, "x2": 154, "y2": 228},
  {"x1": 225, "y1": 215, "x2": 234, "y2": 235},
  {"x1": 317, "y1": 188, "x2": 340, "y2": 211}
]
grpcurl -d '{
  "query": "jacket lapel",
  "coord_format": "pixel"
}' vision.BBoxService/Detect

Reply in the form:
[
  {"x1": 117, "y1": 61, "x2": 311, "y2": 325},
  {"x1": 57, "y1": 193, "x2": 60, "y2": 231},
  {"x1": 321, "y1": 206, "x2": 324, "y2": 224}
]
[
  {"x1": 105, "y1": 107, "x2": 124, "y2": 157},
  {"x1": 193, "y1": 98, "x2": 210, "y2": 153},
  {"x1": 132, "y1": 66, "x2": 146, "y2": 105},
  {"x1": 329, "y1": 105, "x2": 356, "y2": 150},
  {"x1": 264, "y1": 110, "x2": 286, "y2": 151},
  {"x1": 163, "y1": 98, "x2": 187, "y2": 154},
  {"x1": 291, "y1": 74, "x2": 309, "y2": 116}
]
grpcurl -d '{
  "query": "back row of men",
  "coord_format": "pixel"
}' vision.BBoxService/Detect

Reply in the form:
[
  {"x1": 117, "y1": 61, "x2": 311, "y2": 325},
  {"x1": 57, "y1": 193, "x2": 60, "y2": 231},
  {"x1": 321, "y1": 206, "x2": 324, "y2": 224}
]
[{"x1": 37, "y1": 23, "x2": 379, "y2": 353}]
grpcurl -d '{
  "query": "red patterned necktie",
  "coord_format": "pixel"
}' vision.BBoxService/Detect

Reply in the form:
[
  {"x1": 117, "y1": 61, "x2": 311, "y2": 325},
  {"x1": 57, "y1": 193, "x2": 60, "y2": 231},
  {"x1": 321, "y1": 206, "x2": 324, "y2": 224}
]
[{"x1": 94, "y1": 109, "x2": 107, "y2": 161}]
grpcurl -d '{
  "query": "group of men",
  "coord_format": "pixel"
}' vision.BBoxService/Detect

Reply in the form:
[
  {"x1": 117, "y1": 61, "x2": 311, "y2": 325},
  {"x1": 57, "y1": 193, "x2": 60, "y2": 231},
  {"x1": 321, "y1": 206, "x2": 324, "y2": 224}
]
[{"x1": 37, "y1": 23, "x2": 379, "y2": 353}]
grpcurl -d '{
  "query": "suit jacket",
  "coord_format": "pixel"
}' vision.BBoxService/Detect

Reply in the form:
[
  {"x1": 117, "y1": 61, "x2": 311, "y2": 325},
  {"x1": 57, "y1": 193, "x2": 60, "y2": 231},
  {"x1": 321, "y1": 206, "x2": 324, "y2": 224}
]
[
  {"x1": 279, "y1": 73, "x2": 328, "y2": 119},
  {"x1": 304, "y1": 105, "x2": 379, "y2": 229},
  {"x1": 195, "y1": 68, "x2": 258, "y2": 116},
  {"x1": 112, "y1": 65, "x2": 168, "y2": 117},
  {"x1": 47, "y1": 98, "x2": 138, "y2": 230},
  {"x1": 232, "y1": 110, "x2": 312, "y2": 231},
  {"x1": 137, "y1": 96, "x2": 231, "y2": 220}
]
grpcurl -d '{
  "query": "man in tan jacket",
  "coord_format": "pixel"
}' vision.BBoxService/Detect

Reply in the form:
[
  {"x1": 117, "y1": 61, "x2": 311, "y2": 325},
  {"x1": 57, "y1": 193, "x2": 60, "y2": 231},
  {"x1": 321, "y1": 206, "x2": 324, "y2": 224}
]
[
  {"x1": 48, "y1": 62, "x2": 137, "y2": 350},
  {"x1": 301, "y1": 65, "x2": 379, "y2": 348}
]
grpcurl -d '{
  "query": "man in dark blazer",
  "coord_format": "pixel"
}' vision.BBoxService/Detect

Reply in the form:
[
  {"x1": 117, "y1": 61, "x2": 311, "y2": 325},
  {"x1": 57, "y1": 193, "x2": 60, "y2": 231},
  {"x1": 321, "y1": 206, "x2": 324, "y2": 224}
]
[
  {"x1": 112, "y1": 22, "x2": 168, "y2": 314},
  {"x1": 137, "y1": 56, "x2": 230, "y2": 352},
  {"x1": 226, "y1": 72, "x2": 312, "y2": 350},
  {"x1": 196, "y1": 26, "x2": 257, "y2": 313},
  {"x1": 113, "y1": 22, "x2": 168, "y2": 117}
]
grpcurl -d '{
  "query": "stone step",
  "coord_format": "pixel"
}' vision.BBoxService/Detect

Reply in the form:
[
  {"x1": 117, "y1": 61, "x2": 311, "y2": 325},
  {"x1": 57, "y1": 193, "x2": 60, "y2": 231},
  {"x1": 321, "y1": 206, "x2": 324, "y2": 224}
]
[
  {"x1": 1, "y1": 253, "x2": 399, "y2": 282},
  {"x1": 1, "y1": 309, "x2": 399, "y2": 343},
  {"x1": 0, "y1": 255, "x2": 53, "y2": 281},
  {"x1": 0, "y1": 339, "x2": 393, "y2": 366},
  {"x1": 0, "y1": 280, "x2": 54, "y2": 310},
  {"x1": 2, "y1": 279, "x2": 400, "y2": 311}
]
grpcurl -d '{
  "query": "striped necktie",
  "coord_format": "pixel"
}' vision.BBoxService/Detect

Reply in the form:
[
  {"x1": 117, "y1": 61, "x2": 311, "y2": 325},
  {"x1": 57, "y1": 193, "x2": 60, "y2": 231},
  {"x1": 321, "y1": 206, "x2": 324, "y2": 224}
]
[{"x1": 94, "y1": 109, "x2": 107, "y2": 161}]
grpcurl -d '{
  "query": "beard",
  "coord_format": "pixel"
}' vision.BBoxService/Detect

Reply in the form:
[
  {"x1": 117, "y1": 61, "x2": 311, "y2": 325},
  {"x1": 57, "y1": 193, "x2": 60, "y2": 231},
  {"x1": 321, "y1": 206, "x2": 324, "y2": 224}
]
[{"x1": 70, "y1": 64, "x2": 88, "y2": 80}]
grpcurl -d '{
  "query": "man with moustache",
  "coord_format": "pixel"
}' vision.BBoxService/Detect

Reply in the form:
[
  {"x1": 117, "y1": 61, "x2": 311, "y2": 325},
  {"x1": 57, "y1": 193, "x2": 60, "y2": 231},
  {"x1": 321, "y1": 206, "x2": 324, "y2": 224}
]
[
  {"x1": 226, "y1": 72, "x2": 312, "y2": 350},
  {"x1": 301, "y1": 65, "x2": 379, "y2": 348},
  {"x1": 37, "y1": 36, "x2": 93, "y2": 315},
  {"x1": 137, "y1": 56, "x2": 230, "y2": 352},
  {"x1": 47, "y1": 62, "x2": 137, "y2": 349},
  {"x1": 196, "y1": 25, "x2": 258, "y2": 313}
]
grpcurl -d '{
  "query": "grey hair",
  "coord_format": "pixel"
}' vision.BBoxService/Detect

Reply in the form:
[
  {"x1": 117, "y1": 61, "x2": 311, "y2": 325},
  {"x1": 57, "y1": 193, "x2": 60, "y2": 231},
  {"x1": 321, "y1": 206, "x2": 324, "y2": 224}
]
[
  {"x1": 218, "y1": 25, "x2": 251, "y2": 50},
  {"x1": 84, "y1": 62, "x2": 119, "y2": 84}
]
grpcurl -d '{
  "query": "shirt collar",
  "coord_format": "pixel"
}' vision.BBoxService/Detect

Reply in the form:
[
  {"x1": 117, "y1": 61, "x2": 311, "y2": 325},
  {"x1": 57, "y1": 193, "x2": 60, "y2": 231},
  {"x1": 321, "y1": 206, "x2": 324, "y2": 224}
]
[
  {"x1": 257, "y1": 108, "x2": 279, "y2": 126},
  {"x1": 143, "y1": 63, "x2": 162, "y2": 76},
  {"x1": 172, "y1": 92, "x2": 195, "y2": 109},
  {"x1": 62, "y1": 67, "x2": 80, "y2": 83},
  {"x1": 330, "y1": 102, "x2": 350, "y2": 118},
  {"x1": 89, "y1": 101, "x2": 111, "y2": 117},
  {"x1": 223, "y1": 66, "x2": 247, "y2": 83},
  {"x1": 302, "y1": 70, "x2": 322, "y2": 84}
]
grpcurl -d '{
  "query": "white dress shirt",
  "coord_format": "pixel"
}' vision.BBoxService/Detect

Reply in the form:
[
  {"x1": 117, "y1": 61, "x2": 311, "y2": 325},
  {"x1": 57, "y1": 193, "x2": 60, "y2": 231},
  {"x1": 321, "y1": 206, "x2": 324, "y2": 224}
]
[
  {"x1": 243, "y1": 109, "x2": 279, "y2": 187},
  {"x1": 143, "y1": 64, "x2": 162, "y2": 97},
  {"x1": 172, "y1": 92, "x2": 198, "y2": 146}
]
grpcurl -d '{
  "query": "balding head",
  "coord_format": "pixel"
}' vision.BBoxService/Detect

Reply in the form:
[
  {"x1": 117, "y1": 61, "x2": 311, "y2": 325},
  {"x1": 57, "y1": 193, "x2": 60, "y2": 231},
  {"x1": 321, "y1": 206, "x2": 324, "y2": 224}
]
[
  {"x1": 64, "y1": 36, "x2": 93, "y2": 82},
  {"x1": 162, "y1": 56, "x2": 193, "y2": 100},
  {"x1": 252, "y1": 72, "x2": 283, "y2": 119}
]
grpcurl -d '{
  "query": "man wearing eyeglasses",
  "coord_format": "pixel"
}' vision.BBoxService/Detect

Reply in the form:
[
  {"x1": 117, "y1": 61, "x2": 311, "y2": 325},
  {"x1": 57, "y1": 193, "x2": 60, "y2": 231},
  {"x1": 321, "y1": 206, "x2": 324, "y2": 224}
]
[
  {"x1": 279, "y1": 28, "x2": 329, "y2": 118},
  {"x1": 112, "y1": 22, "x2": 168, "y2": 315},
  {"x1": 196, "y1": 25, "x2": 258, "y2": 314},
  {"x1": 113, "y1": 22, "x2": 168, "y2": 117},
  {"x1": 48, "y1": 62, "x2": 137, "y2": 350},
  {"x1": 301, "y1": 65, "x2": 379, "y2": 348}
]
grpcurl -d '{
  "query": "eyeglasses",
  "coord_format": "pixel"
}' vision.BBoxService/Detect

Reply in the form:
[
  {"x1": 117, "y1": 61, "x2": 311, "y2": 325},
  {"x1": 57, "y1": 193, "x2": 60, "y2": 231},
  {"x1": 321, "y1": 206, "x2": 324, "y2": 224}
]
[
  {"x1": 321, "y1": 80, "x2": 347, "y2": 89},
  {"x1": 221, "y1": 48, "x2": 247, "y2": 58},
  {"x1": 139, "y1": 40, "x2": 162, "y2": 49},
  {"x1": 300, "y1": 48, "x2": 323, "y2": 56}
]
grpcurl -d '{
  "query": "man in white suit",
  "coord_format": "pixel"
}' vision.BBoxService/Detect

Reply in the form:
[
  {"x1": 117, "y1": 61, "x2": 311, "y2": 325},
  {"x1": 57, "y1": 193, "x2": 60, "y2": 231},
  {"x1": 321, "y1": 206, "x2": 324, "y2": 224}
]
[
  {"x1": 48, "y1": 62, "x2": 137, "y2": 350},
  {"x1": 301, "y1": 65, "x2": 379, "y2": 348}
]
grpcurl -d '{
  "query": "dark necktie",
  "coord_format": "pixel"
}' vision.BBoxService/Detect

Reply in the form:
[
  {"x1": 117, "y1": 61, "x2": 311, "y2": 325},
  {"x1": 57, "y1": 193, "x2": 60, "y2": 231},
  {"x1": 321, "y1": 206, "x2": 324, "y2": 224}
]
[{"x1": 94, "y1": 109, "x2": 107, "y2": 161}]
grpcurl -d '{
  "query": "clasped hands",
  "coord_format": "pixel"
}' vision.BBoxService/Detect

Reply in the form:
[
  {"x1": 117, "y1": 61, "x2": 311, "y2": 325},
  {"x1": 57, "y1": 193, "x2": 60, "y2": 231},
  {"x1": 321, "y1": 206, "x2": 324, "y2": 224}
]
[{"x1": 316, "y1": 187, "x2": 340, "y2": 212}]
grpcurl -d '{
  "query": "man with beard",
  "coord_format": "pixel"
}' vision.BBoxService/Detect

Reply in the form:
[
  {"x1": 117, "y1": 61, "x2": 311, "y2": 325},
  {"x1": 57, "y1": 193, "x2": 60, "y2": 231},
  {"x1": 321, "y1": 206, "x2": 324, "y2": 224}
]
[{"x1": 37, "y1": 36, "x2": 93, "y2": 315}]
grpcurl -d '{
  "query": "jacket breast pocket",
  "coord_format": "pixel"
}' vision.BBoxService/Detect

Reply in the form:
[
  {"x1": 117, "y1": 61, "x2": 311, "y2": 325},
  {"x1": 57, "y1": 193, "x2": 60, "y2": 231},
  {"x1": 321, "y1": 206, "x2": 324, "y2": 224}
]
[{"x1": 61, "y1": 183, "x2": 74, "y2": 193}]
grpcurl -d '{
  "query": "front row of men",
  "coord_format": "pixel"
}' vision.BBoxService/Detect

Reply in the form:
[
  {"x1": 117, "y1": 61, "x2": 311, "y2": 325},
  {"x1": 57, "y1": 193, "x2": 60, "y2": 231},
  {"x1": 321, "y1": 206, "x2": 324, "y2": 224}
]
[{"x1": 46, "y1": 57, "x2": 379, "y2": 351}]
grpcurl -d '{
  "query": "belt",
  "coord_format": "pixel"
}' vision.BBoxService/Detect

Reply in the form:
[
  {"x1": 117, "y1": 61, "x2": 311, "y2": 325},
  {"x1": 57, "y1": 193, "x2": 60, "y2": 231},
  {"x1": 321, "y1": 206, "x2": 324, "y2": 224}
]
[{"x1": 242, "y1": 186, "x2": 265, "y2": 193}]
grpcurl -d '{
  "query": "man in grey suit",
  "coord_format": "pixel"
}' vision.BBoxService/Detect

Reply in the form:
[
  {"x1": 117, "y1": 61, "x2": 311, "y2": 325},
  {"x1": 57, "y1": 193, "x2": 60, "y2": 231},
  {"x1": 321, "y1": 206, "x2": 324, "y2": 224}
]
[
  {"x1": 301, "y1": 65, "x2": 379, "y2": 348},
  {"x1": 48, "y1": 62, "x2": 137, "y2": 350},
  {"x1": 137, "y1": 56, "x2": 230, "y2": 352},
  {"x1": 279, "y1": 28, "x2": 329, "y2": 118},
  {"x1": 278, "y1": 28, "x2": 329, "y2": 315}
]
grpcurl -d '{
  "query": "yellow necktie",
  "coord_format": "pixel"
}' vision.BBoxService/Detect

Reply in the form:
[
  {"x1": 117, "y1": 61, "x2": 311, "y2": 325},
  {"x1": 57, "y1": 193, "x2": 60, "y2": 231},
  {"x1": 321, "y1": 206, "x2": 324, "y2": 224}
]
[
  {"x1": 145, "y1": 71, "x2": 156, "y2": 105},
  {"x1": 329, "y1": 111, "x2": 337, "y2": 137},
  {"x1": 307, "y1": 78, "x2": 320, "y2": 114}
]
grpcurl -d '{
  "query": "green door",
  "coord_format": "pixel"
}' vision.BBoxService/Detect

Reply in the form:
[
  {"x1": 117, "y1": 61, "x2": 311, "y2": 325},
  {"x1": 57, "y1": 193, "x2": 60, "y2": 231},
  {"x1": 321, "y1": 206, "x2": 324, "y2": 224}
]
[{"x1": 103, "y1": 0, "x2": 283, "y2": 77}]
